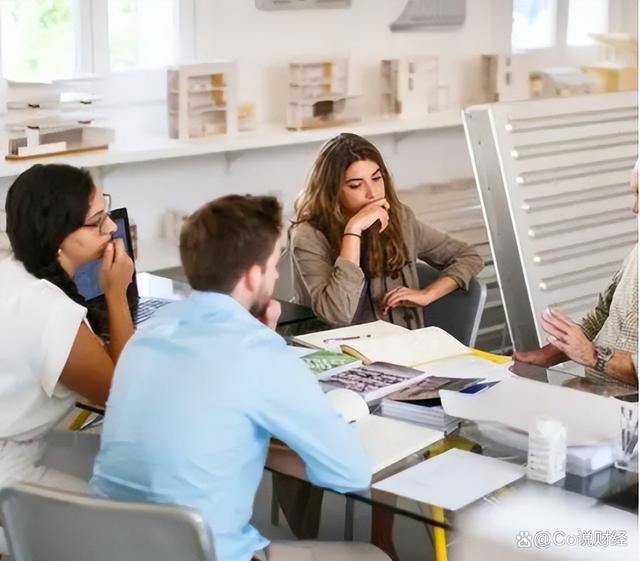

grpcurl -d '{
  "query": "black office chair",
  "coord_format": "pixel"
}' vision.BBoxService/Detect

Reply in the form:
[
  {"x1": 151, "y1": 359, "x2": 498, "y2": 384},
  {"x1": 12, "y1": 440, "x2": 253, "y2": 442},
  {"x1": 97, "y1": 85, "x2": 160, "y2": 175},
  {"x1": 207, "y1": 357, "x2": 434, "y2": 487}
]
[{"x1": 416, "y1": 261, "x2": 486, "y2": 347}]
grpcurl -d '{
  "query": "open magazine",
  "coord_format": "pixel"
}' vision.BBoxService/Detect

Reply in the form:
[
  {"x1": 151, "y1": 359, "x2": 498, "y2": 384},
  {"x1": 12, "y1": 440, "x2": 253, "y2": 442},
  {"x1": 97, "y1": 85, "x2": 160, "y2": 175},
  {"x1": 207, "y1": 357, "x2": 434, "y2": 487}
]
[{"x1": 321, "y1": 362, "x2": 428, "y2": 403}]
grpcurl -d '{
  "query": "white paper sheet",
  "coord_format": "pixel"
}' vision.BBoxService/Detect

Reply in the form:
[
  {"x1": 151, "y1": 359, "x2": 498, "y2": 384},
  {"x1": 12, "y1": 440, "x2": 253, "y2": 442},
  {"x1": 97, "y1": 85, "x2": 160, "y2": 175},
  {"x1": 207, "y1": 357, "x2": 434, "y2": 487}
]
[
  {"x1": 357, "y1": 415, "x2": 443, "y2": 473},
  {"x1": 326, "y1": 389, "x2": 443, "y2": 472},
  {"x1": 373, "y1": 448, "x2": 524, "y2": 511},
  {"x1": 416, "y1": 354, "x2": 513, "y2": 383},
  {"x1": 440, "y1": 376, "x2": 631, "y2": 446}
]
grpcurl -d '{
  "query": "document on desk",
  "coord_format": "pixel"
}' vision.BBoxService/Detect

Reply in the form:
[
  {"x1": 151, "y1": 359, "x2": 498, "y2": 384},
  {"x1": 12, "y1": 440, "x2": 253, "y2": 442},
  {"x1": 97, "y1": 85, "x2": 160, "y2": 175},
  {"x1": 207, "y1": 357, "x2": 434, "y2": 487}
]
[
  {"x1": 373, "y1": 448, "x2": 524, "y2": 511},
  {"x1": 326, "y1": 389, "x2": 443, "y2": 473},
  {"x1": 440, "y1": 375, "x2": 632, "y2": 446}
]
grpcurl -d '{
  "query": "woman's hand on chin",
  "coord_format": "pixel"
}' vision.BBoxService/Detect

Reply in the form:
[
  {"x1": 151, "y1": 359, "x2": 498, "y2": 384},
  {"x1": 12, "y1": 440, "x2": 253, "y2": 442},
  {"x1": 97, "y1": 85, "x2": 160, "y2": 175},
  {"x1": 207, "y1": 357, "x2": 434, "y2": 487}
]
[
  {"x1": 345, "y1": 198, "x2": 390, "y2": 235},
  {"x1": 100, "y1": 239, "x2": 134, "y2": 300}
]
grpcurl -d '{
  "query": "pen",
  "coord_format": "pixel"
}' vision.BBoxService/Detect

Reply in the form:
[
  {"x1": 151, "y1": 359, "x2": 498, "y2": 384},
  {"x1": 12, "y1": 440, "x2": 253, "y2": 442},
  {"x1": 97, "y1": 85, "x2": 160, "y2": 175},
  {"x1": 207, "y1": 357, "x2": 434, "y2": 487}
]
[{"x1": 322, "y1": 334, "x2": 372, "y2": 343}]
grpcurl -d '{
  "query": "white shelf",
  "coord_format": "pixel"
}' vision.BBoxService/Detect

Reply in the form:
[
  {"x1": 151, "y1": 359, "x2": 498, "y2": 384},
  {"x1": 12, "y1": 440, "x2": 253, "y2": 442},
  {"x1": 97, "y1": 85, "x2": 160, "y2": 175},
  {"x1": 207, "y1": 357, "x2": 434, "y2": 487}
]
[
  {"x1": 170, "y1": 87, "x2": 227, "y2": 94},
  {"x1": 0, "y1": 109, "x2": 463, "y2": 179}
]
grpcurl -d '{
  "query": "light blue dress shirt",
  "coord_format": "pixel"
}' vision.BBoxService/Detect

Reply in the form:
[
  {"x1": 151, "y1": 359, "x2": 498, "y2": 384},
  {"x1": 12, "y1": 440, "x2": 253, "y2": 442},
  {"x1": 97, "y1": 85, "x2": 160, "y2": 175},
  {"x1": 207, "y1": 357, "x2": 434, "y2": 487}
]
[{"x1": 90, "y1": 291, "x2": 371, "y2": 561}]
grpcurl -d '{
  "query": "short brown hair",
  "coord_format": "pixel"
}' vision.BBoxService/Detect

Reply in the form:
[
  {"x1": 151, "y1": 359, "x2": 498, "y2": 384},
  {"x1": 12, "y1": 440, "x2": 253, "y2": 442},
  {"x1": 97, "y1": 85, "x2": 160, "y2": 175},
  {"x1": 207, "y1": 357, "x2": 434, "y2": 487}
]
[{"x1": 180, "y1": 195, "x2": 282, "y2": 292}]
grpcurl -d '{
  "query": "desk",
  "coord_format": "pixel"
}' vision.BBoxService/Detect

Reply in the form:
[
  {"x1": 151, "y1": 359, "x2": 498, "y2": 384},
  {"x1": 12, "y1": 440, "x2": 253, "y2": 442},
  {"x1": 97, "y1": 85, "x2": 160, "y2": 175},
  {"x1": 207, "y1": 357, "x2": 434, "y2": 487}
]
[
  {"x1": 132, "y1": 273, "x2": 639, "y2": 559},
  {"x1": 270, "y1": 361, "x2": 638, "y2": 560}
]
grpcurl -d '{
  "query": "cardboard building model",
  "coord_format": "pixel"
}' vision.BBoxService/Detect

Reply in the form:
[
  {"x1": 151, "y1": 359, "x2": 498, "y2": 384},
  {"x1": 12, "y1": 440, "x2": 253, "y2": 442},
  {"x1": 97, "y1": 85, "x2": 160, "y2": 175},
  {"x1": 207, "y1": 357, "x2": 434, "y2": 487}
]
[{"x1": 287, "y1": 58, "x2": 360, "y2": 131}]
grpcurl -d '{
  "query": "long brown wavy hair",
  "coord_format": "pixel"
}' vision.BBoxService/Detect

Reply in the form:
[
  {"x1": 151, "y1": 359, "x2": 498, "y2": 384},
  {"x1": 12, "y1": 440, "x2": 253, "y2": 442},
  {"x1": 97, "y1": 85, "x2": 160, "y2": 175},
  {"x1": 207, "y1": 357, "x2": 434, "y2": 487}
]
[{"x1": 294, "y1": 133, "x2": 408, "y2": 277}]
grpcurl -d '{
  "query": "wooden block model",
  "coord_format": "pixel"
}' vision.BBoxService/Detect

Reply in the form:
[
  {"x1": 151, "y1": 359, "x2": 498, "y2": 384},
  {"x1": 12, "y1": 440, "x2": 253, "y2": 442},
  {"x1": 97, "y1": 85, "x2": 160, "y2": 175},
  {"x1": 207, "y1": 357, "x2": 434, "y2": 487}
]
[
  {"x1": 582, "y1": 33, "x2": 638, "y2": 93},
  {"x1": 381, "y1": 57, "x2": 438, "y2": 118},
  {"x1": 167, "y1": 61, "x2": 238, "y2": 140},
  {"x1": 480, "y1": 54, "x2": 532, "y2": 103},
  {"x1": 529, "y1": 68, "x2": 596, "y2": 99},
  {"x1": 287, "y1": 58, "x2": 360, "y2": 131}
]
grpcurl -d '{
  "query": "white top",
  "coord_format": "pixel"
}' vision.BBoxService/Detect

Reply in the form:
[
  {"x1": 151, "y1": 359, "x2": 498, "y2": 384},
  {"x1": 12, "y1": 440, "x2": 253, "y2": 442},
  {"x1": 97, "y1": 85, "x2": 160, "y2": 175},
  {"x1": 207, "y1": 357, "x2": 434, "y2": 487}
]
[{"x1": 0, "y1": 256, "x2": 86, "y2": 441}]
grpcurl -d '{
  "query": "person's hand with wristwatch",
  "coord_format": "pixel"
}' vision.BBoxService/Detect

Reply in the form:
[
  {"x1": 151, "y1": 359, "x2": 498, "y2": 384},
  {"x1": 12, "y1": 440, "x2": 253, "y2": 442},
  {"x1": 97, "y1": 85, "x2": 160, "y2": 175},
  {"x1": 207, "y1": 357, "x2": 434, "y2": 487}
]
[{"x1": 594, "y1": 345, "x2": 615, "y2": 373}]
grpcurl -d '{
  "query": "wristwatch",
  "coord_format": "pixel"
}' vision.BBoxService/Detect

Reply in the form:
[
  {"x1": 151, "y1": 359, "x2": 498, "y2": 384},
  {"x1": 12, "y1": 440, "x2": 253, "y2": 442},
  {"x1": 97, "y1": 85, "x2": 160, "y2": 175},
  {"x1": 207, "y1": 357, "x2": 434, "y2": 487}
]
[{"x1": 594, "y1": 345, "x2": 614, "y2": 373}]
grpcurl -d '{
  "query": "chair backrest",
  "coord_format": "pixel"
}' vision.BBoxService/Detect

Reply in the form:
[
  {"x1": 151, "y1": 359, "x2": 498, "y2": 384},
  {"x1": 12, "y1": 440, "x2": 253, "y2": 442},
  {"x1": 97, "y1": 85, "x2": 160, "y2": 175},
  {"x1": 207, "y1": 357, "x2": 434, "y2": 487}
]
[
  {"x1": 416, "y1": 262, "x2": 486, "y2": 347},
  {"x1": 0, "y1": 483, "x2": 215, "y2": 561}
]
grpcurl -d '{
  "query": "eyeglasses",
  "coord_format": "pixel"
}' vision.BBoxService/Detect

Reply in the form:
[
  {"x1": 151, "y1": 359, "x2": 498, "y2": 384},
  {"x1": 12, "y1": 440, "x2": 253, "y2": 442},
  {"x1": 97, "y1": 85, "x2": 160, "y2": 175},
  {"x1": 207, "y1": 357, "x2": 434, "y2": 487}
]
[{"x1": 82, "y1": 193, "x2": 112, "y2": 235}]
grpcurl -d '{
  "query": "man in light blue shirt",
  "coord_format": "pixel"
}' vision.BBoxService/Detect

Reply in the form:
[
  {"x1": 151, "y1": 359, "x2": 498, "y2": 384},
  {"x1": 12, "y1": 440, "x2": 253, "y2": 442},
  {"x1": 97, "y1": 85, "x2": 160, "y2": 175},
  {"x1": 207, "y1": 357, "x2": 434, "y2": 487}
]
[{"x1": 90, "y1": 195, "x2": 388, "y2": 561}]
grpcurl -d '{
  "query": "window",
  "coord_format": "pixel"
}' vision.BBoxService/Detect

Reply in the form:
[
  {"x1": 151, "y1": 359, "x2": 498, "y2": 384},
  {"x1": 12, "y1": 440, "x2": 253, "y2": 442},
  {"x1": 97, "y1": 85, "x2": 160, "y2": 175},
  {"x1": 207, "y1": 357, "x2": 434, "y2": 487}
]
[
  {"x1": 567, "y1": 0, "x2": 608, "y2": 46},
  {"x1": 0, "y1": 0, "x2": 76, "y2": 82},
  {"x1": 0, "y1": 0, "x2": 187, "y2": 83},
  {"x1": 512, "y1": 0, "x2": 557, "y2": 51},
  {"x1": 108, "y1": 0, "x2": 179, "y2": 72},
  {"x1": 512, "y1": 0, "x2": 611, "y2": 52}
]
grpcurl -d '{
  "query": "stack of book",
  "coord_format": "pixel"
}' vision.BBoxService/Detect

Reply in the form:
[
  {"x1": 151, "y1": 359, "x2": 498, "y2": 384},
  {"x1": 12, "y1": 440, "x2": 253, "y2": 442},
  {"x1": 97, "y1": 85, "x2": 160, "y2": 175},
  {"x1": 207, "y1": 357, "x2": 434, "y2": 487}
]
[
  {"x1": 380, "y1": 376, "x2": 485, "y2": 434},
  {"x1": 381, "y1": 401, "x2": 460, "y2": 434}
]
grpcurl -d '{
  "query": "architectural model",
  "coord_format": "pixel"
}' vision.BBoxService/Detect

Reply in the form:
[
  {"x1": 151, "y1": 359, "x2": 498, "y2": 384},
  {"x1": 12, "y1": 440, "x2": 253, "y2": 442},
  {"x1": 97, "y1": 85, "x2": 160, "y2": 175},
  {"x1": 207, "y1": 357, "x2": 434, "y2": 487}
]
[
  {"x1": 287, "y1": 58, "x2": 360, "y2": 131},
  {"x1": 381, "y1": 57, "x2": 439, "y2": 118},
  {"x1": 167, "y1": 61, "x2": 238, "y2": 140},
  {"x1": 582, "y1": 33, "x2": 638, "y2": 93},
  {"x1": 480, "y1": 54, "x2": 532, "y2": 103},
  {"x1": 4, "y1": 85, "x2": 113, "y2": 160},
  {"x1": 6, "y1": 121, "x2": 114, "y2": 161},
  {"x1": 529, "y1": 68, "x2": 595, "y2": 99}
]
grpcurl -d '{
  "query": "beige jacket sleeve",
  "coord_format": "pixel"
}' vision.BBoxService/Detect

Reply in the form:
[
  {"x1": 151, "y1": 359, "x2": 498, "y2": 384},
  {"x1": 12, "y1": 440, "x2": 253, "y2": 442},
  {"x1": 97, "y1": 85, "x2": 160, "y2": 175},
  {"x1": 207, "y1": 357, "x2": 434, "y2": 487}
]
[
  {"x1": 290, "y1": 223, "x2": 365, "y2": 327},
  {"x1": 408, "y1": 207, "x2": 484, "y2": 290}
]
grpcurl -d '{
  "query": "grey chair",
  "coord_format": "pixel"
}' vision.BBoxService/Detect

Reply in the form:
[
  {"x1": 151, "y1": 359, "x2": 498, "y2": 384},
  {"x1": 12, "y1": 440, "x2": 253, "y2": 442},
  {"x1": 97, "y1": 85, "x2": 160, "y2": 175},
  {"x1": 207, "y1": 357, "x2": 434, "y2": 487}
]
[
  {"x1": 0, "y1": 483, "x2": 215, "y2": 561},
  {"x1": 416, "y1": 261, "x2": 486, "y2": 347}
]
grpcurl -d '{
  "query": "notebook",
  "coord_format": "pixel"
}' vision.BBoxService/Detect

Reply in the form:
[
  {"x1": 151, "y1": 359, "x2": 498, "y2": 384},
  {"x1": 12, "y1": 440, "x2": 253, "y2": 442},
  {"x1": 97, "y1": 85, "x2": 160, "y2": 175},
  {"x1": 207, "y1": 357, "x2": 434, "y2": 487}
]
[
  {"x1": 74, "y1": 207, "x2": 173, "y2": 326},
  {"x1": 339, "y1": 326, "x2": 470, "y2": 367},
  {"x1": 294, "y1": 321, "x2": 511, "y2": 373},
  {"x1": 326, "y1": 389, "x2": 443, "y2": 473}
]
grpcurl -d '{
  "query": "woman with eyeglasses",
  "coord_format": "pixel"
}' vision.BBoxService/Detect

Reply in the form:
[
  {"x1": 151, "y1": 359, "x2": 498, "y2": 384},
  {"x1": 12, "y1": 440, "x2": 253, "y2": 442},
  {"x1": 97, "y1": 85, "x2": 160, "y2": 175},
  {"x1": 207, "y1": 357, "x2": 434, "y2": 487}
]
[{"x1": 0, "y1": 164, "x2": 134, "y2": 510}]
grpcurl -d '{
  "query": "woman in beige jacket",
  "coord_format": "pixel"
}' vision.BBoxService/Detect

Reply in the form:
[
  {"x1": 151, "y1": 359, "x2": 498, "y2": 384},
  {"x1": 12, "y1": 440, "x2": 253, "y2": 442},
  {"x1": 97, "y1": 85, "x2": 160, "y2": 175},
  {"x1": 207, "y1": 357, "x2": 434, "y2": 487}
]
[
  {"x1": 290, "y1": 132, "x2": 484, "y2": 330},
  {"x1": 281, "y1": 133, "x2": 484, "y2": 559}
]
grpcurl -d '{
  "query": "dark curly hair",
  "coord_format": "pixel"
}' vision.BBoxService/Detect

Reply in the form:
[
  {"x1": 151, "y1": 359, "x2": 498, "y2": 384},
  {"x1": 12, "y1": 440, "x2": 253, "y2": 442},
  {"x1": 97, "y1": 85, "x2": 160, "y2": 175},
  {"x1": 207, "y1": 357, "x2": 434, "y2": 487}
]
[{"x1": 6, "y1": 164, "x2": 104, "y2": 332}]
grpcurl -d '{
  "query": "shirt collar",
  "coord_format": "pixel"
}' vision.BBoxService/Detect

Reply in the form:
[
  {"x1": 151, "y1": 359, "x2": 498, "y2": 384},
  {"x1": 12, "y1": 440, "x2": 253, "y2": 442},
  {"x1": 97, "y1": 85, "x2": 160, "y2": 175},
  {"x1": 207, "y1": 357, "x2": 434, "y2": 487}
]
[{"x1": 187, "y1": 290, "x2": 262, "y2": 324}]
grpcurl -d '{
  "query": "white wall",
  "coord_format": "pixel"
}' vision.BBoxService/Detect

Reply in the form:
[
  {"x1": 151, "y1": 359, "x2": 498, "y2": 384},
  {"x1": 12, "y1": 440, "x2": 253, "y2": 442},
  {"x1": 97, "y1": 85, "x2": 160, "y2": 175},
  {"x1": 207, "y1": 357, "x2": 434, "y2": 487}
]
[
  {"x1": 1, "y1": 0, "x2": 637, "y2": 255},
  {"x1": 100, "y1": 0, "x2": 512, "y2": 240},
  {"x1": 194, "y1": 0, "x2": 512, "y2": 122},
  {"x1": 96, "y1": 126, "x2": 470, "y2": 242}
]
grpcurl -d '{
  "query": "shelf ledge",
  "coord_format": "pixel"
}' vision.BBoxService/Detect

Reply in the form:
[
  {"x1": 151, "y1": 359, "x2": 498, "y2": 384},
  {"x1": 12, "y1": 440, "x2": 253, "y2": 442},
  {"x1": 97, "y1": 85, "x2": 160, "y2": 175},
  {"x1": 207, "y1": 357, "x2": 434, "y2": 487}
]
[{"x1": 0, "y1": 109, "x2": 463, "y2": 179}]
